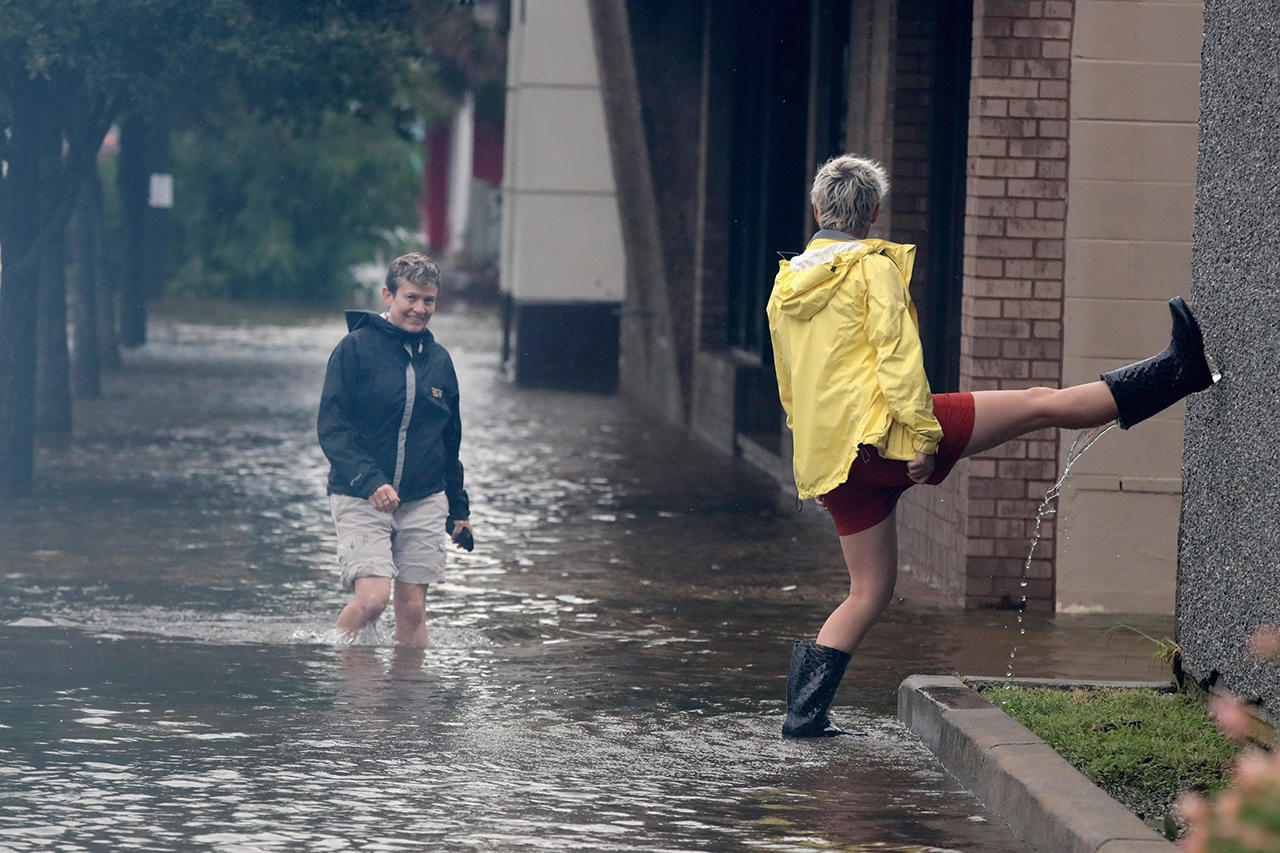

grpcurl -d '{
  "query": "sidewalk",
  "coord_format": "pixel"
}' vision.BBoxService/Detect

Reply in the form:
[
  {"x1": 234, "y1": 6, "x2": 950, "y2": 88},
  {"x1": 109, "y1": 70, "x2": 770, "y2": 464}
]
[{"x1": 899, "y1": 675, "x2": 1175, "y2": 853}]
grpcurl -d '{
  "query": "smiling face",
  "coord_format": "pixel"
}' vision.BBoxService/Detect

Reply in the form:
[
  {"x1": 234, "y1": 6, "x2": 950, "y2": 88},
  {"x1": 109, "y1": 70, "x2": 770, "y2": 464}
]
[{"x1": 383, "y1": 279, "x2": 438, "y2": 333}]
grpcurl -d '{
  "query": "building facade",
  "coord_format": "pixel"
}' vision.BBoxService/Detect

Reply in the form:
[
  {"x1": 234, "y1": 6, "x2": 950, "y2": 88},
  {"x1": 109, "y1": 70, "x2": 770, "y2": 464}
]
[
  {"x1": 502, "y1": 0, "x2": 1204, "y2": 613},
  {"x1": 500, "y1": 0, "x2": 626, "y2": 392}
]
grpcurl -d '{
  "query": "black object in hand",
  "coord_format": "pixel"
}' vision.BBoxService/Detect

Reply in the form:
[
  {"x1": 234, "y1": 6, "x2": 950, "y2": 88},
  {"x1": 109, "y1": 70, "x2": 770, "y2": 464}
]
[{"x1": 447, "y1": 518, "x2": 474, "y2": 552}]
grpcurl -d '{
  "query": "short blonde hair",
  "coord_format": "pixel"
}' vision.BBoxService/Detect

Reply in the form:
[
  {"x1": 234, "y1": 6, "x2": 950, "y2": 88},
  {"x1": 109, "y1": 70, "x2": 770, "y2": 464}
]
[
  {"x1": 385, "y1": 252, "x2": 441, "y2": 293},
  {"x1": 810, "y1": 155, "x2": 889, "y2": 235}
]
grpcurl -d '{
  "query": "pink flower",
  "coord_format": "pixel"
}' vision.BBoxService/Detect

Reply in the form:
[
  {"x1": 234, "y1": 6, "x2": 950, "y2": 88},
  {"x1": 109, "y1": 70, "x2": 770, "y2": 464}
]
[
  {"x1": 1178, "y1": 743, "x2": 1280, "y2": 851},
  {"x1": 1179, "y1": 830, "x2": 1207, "y2": 853},
  {"x1": 1232, "y1": 750, "x2": 1275, "y2": 792},
  {"x1": 1211, "y1": 695, "x2": 1254, "y2": 744},
  {"x1": 1248, "y1": 625, "x2": 1280, "y2": 660},
  {"x1": 1217, "y1": 788, "x2": 1244, "y2": 821},
  {"x1": 1175, "y1": 791, "x2": 1208, "y2": 825}
]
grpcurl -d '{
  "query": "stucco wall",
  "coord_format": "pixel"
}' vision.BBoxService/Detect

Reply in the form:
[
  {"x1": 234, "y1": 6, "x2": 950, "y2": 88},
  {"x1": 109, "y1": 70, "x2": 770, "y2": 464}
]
[
  {"x1": 1056, "y1": 0, "x2": 1203, "y2": 614},
  {"x1": 1180, "y1": 0, "x2": 1280, "y2": 719}
]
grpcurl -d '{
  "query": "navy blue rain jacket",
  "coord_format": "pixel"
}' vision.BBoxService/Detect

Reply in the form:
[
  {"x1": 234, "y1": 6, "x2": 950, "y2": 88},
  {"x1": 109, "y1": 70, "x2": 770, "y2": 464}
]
[{"x1": 318, "y1": 311, "x2": 469, "y2": 520}]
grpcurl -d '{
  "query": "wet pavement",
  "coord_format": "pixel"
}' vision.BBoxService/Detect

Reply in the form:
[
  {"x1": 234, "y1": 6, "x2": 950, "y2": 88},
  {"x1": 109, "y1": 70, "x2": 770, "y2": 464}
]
[{"x1": 0, "y1": 303, "x2": 1173, "y2": 851}]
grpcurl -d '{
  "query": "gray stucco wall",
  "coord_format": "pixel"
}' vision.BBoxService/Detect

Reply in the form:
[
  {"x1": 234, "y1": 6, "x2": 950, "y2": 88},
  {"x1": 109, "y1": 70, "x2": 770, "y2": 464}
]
[{"x1": 1179, "y1": 0, "x2": 1280, "y2": 720}]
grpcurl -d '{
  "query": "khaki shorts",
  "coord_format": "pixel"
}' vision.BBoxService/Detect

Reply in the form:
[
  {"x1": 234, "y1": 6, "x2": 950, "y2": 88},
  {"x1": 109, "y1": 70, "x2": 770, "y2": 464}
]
[{"x1": 328, "y1": 492, "x2": 449, "y2": 590}]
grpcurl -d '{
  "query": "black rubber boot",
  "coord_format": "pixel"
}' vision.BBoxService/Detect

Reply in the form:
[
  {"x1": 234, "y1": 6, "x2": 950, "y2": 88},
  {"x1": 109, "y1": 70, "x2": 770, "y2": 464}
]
[
  {"x1": 1101, "y1": 296, "x2": 1217, "y2": 430},
  {"x1": 781, "y1": 639, "x2": 860, "y2": 738}
]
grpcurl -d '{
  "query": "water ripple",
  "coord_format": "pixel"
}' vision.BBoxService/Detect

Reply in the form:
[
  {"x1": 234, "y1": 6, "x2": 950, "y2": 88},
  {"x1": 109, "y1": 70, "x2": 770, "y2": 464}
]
[{"x1": 0, "y1": 307, "x2": 1163, "y2": 850}]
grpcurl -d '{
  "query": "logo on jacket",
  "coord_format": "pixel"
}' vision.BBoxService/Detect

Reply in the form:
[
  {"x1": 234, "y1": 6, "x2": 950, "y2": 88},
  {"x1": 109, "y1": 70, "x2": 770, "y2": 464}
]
[{"x1": 431, "y1": 387, "x2": 443, "y2": 398}]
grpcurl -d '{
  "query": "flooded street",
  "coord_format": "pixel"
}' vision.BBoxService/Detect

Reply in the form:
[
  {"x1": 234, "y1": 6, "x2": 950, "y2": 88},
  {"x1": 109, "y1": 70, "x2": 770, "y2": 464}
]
[{"x1": 0, "y1": 304, "x2": 1172, "y2": 851}]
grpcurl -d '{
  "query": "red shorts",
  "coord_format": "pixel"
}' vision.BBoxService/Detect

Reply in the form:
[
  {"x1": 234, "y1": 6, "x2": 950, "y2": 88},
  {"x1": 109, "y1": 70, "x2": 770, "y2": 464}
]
[{"x1": 821, "y1": 392, "x2": 975, "y2": 536}]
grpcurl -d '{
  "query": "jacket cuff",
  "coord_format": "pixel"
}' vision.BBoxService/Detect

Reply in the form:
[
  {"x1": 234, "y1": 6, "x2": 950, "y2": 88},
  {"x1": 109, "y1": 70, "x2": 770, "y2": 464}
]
[
  {"x1": 350, "y1": 471, "x2": 389, "y2": 500},
  {"x1": 911, "y1": 432, "x2": 942, "y2": 455}
]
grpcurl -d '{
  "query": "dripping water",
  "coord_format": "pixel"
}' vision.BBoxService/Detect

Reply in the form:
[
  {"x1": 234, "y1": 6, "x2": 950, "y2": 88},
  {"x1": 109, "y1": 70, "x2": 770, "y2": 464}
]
[{"x1": 1001, "y1": 422, "x2": 1117, "y2": 689}]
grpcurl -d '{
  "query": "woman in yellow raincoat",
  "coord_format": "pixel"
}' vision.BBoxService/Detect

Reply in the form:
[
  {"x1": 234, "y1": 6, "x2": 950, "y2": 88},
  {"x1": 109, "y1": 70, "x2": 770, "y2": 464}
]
[{"x1": 768, "y1": 155, "x2": 1217, "y2": 738}]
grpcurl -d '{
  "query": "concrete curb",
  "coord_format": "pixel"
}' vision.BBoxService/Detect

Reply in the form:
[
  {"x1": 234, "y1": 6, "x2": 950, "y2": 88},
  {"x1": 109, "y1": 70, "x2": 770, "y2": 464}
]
[{"x1": 898, "y1": 675, "x2": 1176, "y2": 853}]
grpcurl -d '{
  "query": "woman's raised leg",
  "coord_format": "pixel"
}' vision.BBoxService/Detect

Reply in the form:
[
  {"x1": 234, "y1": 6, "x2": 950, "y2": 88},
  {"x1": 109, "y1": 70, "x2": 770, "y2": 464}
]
[
  {"x1": 966, "y1": 296, "x2": 1216, "y2": 457},
  {"x1": 965, "y1": 382, "x2": 1118, "y2": 459}
]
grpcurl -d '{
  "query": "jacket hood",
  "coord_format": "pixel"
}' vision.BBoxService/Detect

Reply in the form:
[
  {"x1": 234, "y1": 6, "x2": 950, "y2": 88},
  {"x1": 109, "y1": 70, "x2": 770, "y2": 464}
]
[
  {"x1": 345, "y1": 310, "x2": 435, "y2": 347},
  {"x1": 772, "y1": 233, "x2": 915, "y2": 321}
]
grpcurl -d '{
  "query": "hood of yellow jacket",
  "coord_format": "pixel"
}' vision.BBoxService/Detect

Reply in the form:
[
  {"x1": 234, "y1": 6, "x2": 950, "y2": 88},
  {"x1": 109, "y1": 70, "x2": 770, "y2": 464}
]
[{"x1": 771, "y1": 233, "x2": 916, "y2": 321}]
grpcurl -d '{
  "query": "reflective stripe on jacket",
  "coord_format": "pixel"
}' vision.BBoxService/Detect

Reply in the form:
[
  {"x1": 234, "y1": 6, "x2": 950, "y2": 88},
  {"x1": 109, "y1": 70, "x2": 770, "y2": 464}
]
[{"x1": 766, "y1": 233, "x2": 942, "y2": 499}]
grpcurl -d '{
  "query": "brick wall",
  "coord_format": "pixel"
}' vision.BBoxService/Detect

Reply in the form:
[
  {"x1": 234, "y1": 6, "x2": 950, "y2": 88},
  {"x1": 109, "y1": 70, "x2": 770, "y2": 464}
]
[
  {"x1": 888, "y1": 7, "x2": 932, "y2": 251},
  {"x1": 891, "y1": 2, "x2": 969, "y2": 603},
  {"x1": 898, "y1": 473, "x2": 968, "y2": 606},
  {"x1": 961, "y1": 0, "x2": 1073, "y2": 610}
]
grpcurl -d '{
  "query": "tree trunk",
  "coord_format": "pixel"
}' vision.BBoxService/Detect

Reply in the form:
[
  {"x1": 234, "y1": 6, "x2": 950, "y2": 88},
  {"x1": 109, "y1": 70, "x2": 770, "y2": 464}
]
[
  {"x1": 0, "y1": 93, "x2": 56, "y2": 494},
  {"x1": 71, "y1": 172, "x2": 103, "y2": 398},
  {"x1": 97, "y1": 203, "x2": 123, "y2": 372},
  {"x1": 0, "y1": 242, "x2": 40, "y2": 494},
  {"x1": 0, "y1": 76, "x2": 109, "y2": 493},
  {"x1": 36, "y1": 219, "x2": 73, "y2": 435},
  {"x1": 118, "y1": 115, "x2": 149, "y2": 348}
]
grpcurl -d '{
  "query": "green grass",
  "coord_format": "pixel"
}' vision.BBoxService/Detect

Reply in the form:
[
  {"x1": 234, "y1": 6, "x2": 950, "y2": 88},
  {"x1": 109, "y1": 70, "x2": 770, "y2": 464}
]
[{"x1": 977, "y1": 685, "x2": 1241, "y2": 831}]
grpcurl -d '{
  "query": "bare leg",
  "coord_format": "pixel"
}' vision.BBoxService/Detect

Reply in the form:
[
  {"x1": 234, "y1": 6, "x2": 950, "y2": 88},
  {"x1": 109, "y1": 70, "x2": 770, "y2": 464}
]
[
  {"x1": 337, "y1": 576, "x2": 391, "y2": 637},
  {"x1": 392, "y1": 581, "x2": 429, "y2": 647},
  {"x1": 815, "y1": 513, "x2": 899, "y2": 653},
  {"x1": 809, "y1": 383, "x2": 1118, "y2": 654},
  {"x1": 965, "y1": 382, "x2": 1119, "y2": 458}
]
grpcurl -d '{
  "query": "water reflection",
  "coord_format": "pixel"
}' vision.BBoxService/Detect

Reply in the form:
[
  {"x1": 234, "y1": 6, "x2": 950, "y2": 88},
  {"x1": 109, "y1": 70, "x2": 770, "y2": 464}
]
[{"x1": 0, "y1": 305, "x2": 1169, "y2": 850}]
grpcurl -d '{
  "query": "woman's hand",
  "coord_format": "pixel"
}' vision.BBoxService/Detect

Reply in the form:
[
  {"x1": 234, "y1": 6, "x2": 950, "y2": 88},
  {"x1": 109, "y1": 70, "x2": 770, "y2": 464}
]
[
  {"x1": 369, "y1": 484, "x2": 400, "y2": 513},
  {"x1": 451, "y1": 518, "x2": 474, "y2": 543},
  {"x1": 907, "y1": 451, "x2": 936, "y2": 484}
]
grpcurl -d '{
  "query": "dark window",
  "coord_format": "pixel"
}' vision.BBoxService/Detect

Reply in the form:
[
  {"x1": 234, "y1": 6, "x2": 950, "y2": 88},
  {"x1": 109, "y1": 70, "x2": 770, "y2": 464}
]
[
  {"x1": 921, "y1": 0, "x2": 972, "y2": 393},
  {"x1": 725, "y1": 0, "x2": 812, "y2": 359},
  {"x1": 810, "y1": 0, "x2": 852, "y2": 165}
]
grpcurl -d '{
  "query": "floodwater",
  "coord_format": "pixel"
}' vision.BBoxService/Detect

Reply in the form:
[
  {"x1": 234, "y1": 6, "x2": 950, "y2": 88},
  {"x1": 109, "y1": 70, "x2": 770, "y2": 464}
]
[{"x1": 0, "y1": 304, "x2": 1172, "y2": 851}]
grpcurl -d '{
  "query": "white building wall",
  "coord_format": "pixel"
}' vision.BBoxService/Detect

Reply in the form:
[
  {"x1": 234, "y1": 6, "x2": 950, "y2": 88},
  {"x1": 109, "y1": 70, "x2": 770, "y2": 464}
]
[
  {"x1": 447, "y1": 92, "x2": 475, "y2": 258},
  {"x1": 501, "y1": 0, "x2": 625, "y2": 305}
]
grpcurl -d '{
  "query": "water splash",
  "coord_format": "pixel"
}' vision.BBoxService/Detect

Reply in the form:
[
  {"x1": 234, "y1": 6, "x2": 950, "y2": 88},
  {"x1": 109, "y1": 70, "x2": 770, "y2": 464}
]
[{"x1": 1003, "y1": 422, "x2": 1117, "y2": 686}]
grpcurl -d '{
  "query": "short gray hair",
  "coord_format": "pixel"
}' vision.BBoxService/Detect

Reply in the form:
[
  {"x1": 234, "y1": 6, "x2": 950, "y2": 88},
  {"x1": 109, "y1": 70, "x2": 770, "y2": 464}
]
[
  {"x1": 385, "y1": 252, "x2": 441, "y2": 293},
  {"x1": 810, "y1": 154, "x2": 890, "y2": 235}
]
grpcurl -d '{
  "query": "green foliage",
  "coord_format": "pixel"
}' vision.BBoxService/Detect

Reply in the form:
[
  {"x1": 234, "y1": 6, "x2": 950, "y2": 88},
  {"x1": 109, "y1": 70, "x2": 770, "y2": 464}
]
[
  {"x1": 0, "y1": 0, "x2": 441, "y2": 280},
  {"x1": 1, "y1": 0, "x2": 503, "y2": 304},
  {"x1": 979, "y1": 686, "x2": 1241, "y2": 828},
  {"x1": 0, "y1": 0, "x2": 208, "y2": 103},
  {"x1": 170, "y1": 98, "x2": 421, "y2": 305},
  {"x1": 158, "y1": 0, "x2": 508, "y2": 307}
]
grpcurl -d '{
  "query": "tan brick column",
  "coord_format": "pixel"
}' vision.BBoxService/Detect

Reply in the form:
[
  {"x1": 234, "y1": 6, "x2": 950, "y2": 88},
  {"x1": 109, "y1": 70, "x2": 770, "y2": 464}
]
[{"x1": 961, "y1": 0, "x2": 1073, "y2": 610}]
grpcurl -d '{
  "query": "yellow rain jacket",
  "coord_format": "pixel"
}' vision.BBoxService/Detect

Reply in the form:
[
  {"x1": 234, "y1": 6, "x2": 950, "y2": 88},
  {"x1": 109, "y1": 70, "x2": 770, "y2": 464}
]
[{"x1": 767, "y1": 233, "x2": 942, "y2": 499}]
